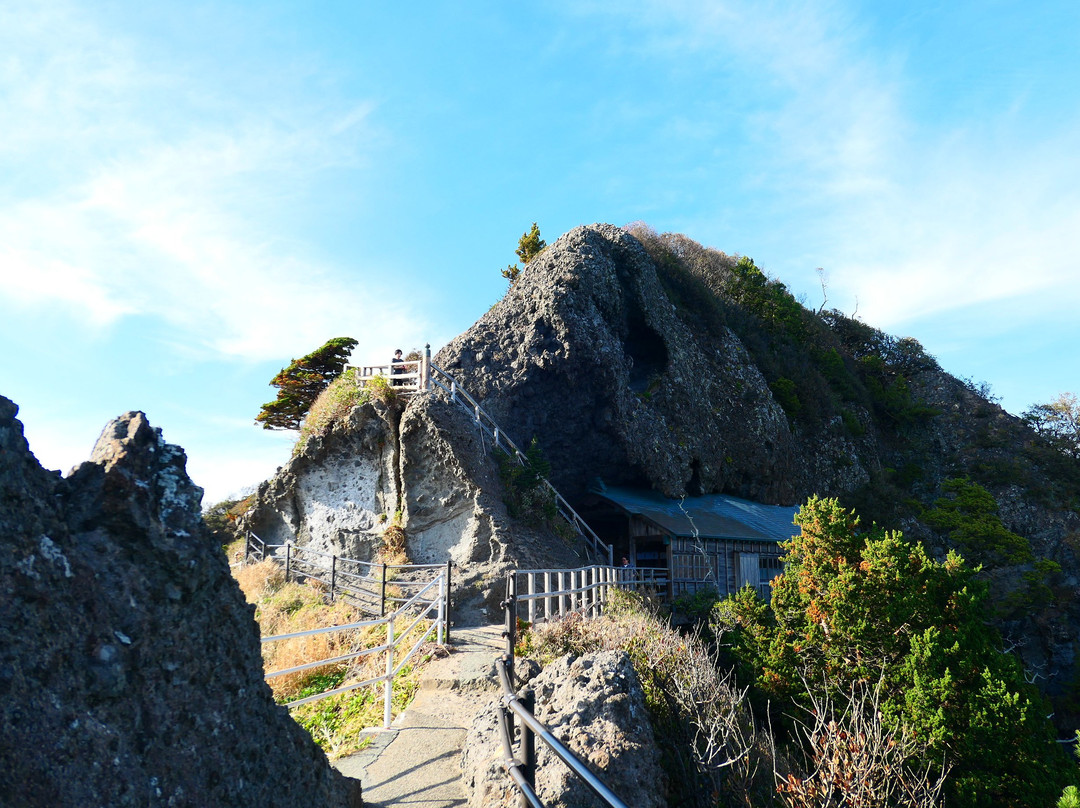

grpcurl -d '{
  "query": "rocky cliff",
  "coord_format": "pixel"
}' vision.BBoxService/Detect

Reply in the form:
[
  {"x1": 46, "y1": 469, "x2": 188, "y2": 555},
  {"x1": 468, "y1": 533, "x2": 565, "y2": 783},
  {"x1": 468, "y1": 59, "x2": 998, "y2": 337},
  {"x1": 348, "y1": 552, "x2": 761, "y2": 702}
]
[
  {"x1": 437, "y1": 224, "x2": 802, "y2": 503},
  {"x1": 434, "y1": 224, "x2": 1080, "y2": 714},
  {"x1": 243, "y1": 393, "x2": 583, "y2": 617},
  {"x1": 240, "y1": 222, "x2": 1079, "y2": 720},
  {"x1": 0, "y1": 397, "x2": 360, "y2": 808}
]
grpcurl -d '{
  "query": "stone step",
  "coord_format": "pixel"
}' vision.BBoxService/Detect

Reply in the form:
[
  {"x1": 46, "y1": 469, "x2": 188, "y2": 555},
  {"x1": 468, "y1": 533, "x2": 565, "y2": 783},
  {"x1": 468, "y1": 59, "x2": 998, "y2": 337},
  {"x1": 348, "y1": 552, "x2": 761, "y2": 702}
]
[{"x1": 333, "y1": 623, "x2": 505, "y2": 806}]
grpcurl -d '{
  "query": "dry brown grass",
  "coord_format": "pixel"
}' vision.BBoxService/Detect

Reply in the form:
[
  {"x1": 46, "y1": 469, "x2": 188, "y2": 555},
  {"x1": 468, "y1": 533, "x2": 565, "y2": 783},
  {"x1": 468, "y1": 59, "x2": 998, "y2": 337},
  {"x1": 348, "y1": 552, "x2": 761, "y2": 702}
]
[
  {"x1": 230, "y1": 556, "x2": 441, "y2": 760},
  {"x1": 231, "y1": 560, "x2": 367, "y2": 699},
  {"x1": 377, "y1": 523, "x2": 409, "y2": 566}
]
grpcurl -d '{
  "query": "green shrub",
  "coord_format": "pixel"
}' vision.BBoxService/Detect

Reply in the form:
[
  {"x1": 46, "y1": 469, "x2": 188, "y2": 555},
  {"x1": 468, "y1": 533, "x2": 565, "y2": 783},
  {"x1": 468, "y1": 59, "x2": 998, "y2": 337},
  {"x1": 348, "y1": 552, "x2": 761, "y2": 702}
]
[
  {"x1": 497, "y1": 438, "x2": 557, "y2": 525},
  {"x1": 717, "y1": 496, "x2": 1070, "y2": 808},
  {"x1": 294, "y1": 368, "x2": 367, "y2": 456},
  {"x1": 769, "y1": 378, "x2": 802, "y2": 418},
  {"x1": 923, "y1": 477, "x2": 1033, "y2": 566}
]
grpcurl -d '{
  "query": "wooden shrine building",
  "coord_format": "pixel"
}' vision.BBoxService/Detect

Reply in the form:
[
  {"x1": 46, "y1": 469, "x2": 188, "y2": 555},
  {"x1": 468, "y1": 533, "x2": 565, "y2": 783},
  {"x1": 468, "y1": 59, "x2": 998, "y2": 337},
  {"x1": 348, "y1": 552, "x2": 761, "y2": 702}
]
[{"x1": 583, "y1": 484, "x2": 800, "y2": 600}]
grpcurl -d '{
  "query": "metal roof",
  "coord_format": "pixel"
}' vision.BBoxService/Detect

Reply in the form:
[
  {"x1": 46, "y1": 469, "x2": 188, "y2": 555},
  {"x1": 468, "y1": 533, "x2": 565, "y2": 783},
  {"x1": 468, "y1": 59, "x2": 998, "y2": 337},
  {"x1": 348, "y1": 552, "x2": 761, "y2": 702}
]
[{"x1": 594, "y1": 485, "x2": 800, "y2": 543}]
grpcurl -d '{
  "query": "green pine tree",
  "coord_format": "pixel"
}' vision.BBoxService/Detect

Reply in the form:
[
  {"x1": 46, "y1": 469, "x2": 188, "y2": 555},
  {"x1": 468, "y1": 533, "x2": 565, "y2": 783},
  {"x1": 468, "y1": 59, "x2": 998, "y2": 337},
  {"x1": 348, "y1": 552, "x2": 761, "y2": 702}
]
[
  {"x1": 501, "y1": 223, "x2": 546, "y2": 286},
  {"x1": 255, "y1": 337, "x2": 358, "y2": 430}
]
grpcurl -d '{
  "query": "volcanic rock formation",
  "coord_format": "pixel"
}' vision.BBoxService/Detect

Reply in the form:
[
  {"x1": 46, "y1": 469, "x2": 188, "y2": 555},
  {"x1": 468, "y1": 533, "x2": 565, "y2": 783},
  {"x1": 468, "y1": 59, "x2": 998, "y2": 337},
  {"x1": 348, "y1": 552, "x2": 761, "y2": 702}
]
[{"x1": 0, "y1": 397, "x2": 361, "y2": 808}]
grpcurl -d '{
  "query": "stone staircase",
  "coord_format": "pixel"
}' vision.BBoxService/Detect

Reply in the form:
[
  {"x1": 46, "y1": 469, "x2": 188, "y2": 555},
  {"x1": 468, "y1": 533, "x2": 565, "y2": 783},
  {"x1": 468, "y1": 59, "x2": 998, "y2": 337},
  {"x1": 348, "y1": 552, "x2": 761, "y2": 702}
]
[{"x1": 333, "y1": 624, "x2": 504, "y2": 807}]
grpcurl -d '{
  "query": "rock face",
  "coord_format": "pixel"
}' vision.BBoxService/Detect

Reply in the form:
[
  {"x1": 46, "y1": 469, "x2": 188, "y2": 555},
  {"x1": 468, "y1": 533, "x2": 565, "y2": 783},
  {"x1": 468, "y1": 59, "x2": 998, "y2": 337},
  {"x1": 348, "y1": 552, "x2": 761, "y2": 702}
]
[
  {"x1": 241, "y1": 223, "x2": 1080, "y2": 721},
  {"x1": 432, "y1": 223, "x2": 1080, "y2": 714},
  {"x1": 242, "y1": 393, "x2": 583, "y2": 617},
  {"x1": 0, "y1": 397, "x2": 360, "y2": 808},
  {"x1": 436, "y1": 224, "x2": 802, "y2": 503},
  {"x1": 246, "y1": 401, "x2": 399, "y2": 561},
  {"x1": 460, "y1": 650, "x2": 666, "y2": 808}
]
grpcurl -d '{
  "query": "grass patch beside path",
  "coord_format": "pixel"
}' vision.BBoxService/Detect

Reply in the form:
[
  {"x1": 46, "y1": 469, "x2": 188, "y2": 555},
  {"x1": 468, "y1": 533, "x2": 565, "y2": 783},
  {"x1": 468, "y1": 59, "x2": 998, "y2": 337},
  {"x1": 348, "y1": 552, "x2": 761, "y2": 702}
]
[{"x1": 232, "y1": 558, "x2": 437, "y2": 758}]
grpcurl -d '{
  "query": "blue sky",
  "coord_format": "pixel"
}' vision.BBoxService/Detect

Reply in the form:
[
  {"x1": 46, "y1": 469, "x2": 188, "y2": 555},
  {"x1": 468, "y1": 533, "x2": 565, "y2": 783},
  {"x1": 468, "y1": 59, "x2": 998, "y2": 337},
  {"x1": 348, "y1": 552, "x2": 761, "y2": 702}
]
[{"x1": 2, "y1": 1, "x2": 1078, "y2": 505}]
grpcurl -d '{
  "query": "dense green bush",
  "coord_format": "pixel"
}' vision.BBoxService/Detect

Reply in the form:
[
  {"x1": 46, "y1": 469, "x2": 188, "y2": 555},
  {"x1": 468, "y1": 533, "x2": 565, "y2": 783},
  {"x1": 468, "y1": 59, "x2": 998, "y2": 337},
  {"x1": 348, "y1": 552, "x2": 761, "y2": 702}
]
[
  {"x1": 923, "y1": 477, "x2": 1033, "y2": 566},
  {"x1": 626, "y1": 225, "x2": 941, "y2": 437},
  {"x1": 716, "y1": 497, "x2": 1071, "y2": 808}
]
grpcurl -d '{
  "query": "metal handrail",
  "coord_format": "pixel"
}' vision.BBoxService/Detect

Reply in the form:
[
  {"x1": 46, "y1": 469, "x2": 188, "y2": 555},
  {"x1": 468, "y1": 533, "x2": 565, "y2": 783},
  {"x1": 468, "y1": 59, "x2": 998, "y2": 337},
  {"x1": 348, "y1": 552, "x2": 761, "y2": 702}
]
[
  {"x1": 426, "y1": 362, "x2": 613, "y2": 566},
  {"x1": 262, "y1": 566, "x2": 448, "y2": 725},
  {"x1": 495, "y1": 573, "x2": 630, "y2": 808},
  {"x1": 249, "y1": 534, "x2": 452, "y2": 623}
]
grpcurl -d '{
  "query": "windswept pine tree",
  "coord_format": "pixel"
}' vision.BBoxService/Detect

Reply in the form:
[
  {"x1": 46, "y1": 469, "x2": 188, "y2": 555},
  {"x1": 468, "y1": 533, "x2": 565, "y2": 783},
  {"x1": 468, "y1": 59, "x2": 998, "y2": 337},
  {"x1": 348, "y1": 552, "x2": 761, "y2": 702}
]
[{"x1": 256, "y1": 337, "x2": 358, "y2": 431}]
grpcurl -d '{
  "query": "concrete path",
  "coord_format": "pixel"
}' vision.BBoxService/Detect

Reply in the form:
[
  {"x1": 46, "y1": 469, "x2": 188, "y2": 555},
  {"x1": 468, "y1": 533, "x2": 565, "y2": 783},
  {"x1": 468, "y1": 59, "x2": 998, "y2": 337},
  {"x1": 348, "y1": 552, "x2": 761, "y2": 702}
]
[{"x1": 334, "y1": 625, "x2": 504, "y2": 808}]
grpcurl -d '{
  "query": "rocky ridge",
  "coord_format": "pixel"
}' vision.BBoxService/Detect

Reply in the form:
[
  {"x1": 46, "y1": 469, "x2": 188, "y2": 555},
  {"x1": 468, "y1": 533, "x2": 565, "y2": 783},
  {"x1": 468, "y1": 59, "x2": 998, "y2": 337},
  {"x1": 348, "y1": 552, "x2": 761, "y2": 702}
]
[
  {"x1": 435, "y1": 223, "x2": 1080, "y2": 712},
  {"x1": 240, "y1": 222, "x2": 1079, "y2": 722},
  {"x1": 0, "y1": 397, "x2": 360, "y2": 808}
]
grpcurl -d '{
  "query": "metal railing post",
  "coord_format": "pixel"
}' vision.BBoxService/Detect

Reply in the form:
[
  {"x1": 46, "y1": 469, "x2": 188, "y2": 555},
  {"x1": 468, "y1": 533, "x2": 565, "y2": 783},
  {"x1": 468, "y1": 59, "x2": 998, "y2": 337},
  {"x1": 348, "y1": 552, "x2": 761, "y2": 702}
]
[
  {"x1": 285, "y1": 543, "x2": 292, "y2": 583},
  {"x1": 559, "y1": 572, "x2": 567, "y2": 617},
  {"x1": 380, "y1": 563, "x2": 388, "y2": 617},
  {"x1": 245, "y1": 531, "x2": 251, "y2": 563},
  {"x1": 423, "y1": 343, "x2": 431, "y2": 391},
  {"x1": 520, "y1": 689, "x2": 536, "y2": 807},
  {"x1": 437, "y1": 564, "x2": 447, "y2": 645},
  {"x1": 443, "y1": 559, "x2": 452, "y2": 644},
  {"x1": 384, "y1": 615, "x2": 395, "y2": 729},
  {"x1": 330, "y1": 555, "x2": 337, "y2": 602},
  {"x1": 544, "y1": 571, "x2": 551, "y2": 621},
  {"x1": 503, "y1": 573, "x2": 517, "y2": 688},
  {"x1": 527, "y1": 573, "x2": 536, "y2": 624}
]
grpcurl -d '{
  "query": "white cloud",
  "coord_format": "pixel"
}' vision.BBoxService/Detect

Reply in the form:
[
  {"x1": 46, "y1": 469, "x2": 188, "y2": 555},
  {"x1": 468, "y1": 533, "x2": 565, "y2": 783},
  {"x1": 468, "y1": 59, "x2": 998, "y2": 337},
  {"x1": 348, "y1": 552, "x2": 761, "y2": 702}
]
[
  {"x1": 0, "y1": 1, "x2": 419, "y2": 362},
  {"x1": 579, "y1": 0, "x2": 1080, "y2": 332}
]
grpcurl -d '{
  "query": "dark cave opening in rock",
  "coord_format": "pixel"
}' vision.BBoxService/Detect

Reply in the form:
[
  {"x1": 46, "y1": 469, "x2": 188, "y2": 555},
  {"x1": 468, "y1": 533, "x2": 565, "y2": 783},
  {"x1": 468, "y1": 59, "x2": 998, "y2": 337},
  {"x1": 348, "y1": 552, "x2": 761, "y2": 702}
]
[
  {"x1": 625, "y1": 310, "x2": 669, "y2": 394},
  {"x1": 687, "y1": 458, "x2": 703, "y2": 496}
]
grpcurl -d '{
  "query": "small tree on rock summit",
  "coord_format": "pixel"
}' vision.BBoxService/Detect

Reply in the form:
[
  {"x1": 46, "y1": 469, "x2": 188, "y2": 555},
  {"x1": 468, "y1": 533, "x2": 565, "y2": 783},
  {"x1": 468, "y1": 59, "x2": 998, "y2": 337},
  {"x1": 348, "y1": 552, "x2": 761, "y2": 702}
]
[
  {"x1": 256, "y1": 337, "x2": 358, "y2": 430},
  {"x1": 501, "y1": 223, "x2": 546, "y2": 286}
]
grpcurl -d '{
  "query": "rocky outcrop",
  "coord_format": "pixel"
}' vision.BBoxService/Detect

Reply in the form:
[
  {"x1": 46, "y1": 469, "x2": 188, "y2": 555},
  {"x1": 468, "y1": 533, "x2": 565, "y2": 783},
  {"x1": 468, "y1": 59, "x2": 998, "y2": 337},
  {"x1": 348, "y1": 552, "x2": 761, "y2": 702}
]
[
  {"x1": 0, "y1": 397, "x2": 361, "y2": 808},
  {"x1": 460, "y1": 650, "x2": 666, "y2": 808},
  {"x1": 436, "y1": 224, "x2": 804, "y2": 503},
  {"x1": 242, "y1": 392, "x2": 583, "y2": 618},
  {"x1": 239, "y1": 222, "x2": 1080, "y2": 722},
  {"x1": 245, "y1": 401, "x2": 398, "y2": 561}
]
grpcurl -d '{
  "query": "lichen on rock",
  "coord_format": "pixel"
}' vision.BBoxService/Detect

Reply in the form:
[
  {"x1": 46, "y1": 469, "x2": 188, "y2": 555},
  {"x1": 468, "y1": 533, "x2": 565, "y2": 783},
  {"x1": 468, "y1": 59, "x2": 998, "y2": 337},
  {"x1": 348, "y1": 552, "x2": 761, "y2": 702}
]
[{"x1": 0, "y1": 397, "x2": 361, "y2": 808}]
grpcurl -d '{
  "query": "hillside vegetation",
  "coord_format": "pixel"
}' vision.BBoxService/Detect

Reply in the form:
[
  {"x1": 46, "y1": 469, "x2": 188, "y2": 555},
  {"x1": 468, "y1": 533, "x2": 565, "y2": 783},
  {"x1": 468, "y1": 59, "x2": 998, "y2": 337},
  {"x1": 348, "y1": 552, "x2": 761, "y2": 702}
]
[
  {"x1": 524, "y1": 500, "x2": 1077, "y2": 806},
  {"x1": 627, "y1": 224, "x2": 1080, "y2": 521}
]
